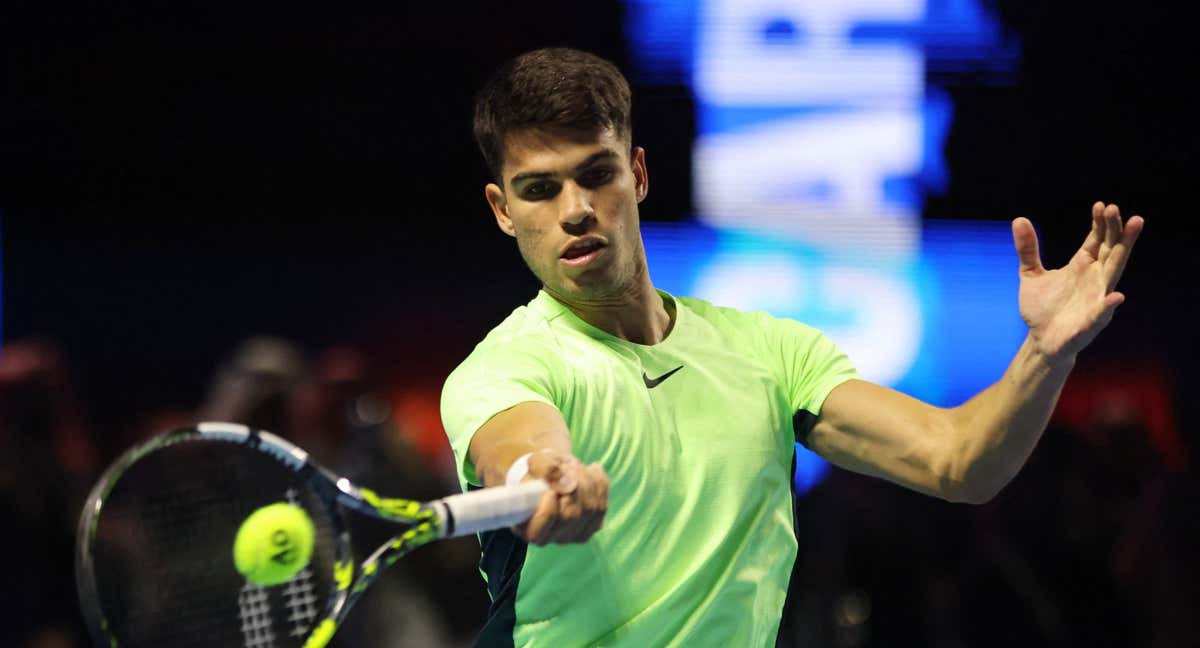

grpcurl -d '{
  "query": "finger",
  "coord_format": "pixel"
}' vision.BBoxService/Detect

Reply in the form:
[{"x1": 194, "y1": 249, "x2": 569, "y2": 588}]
[
  {"x1": 571, "y1": 465, "x2": 609, "y2": 541},
  {"x1": 558, "y1": 491, "x2": 585, "y2": 529},
  {"x1": 523, "y1": 494, "x2": 559, "y2": 544},
  {"x1": 1081, "y1": 201, "x2": 1105, "y2": 259},
  {"x1": 569, "y1": 463, "x2": 598, "y2": 512},
  {"x1": 554, "y1": 463, "x2": 583, "y2": 494},
  {"x1": 582, "y1": 465, "x2": 610, "y2": 538},
  {"x1": 1011, "y1": 217, "x2": 1044, "y2": 275},
  {"x1": 538, "y1": 465, "x2": 583, "y2": 543},
  {"x1": 582, "y1": 464, "x2": 609, "y2": 513},
  {"x1": 584, "y1": 514, "x2": 605, "y2": 539},
  {"x1": 1098, "y1": 291, "x2": 1125, "y2": 327},
  {"x1": 528, "y1": 452, "x2": 579, "y2": 494},
  {"x1": 1103, "y1": 215, "x2": 1145, "y2": 291},
  {"x1": 561, "y1": 508, "x2": 605, "y2": 543},
  {"x1": 538, "y1": 499, "x2": 582, "y2": 544},
  {"x1": 574, "y1": 512, "x2": 603, "y2": 543},
  {"x1": 1100, "y1": 203, "x2": 1122, "y2": 259},
  {"x1": 520, "y1": 490, "x2": 562, "y2": 545},
  {"x1": 564, "y1": 464, "x2": 603, "y2": 537},
  {"x1": 526, "y1": 451, "x2": 560, "y2": 484},
  {"x1": 549, "y1": 465, "x2": 608, "y2": 543}
]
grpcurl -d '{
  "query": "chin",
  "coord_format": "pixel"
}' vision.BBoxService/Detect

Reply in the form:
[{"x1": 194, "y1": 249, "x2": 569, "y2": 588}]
[{"x1": 544, "y1": 278, "x2": 605, "y2": 300}]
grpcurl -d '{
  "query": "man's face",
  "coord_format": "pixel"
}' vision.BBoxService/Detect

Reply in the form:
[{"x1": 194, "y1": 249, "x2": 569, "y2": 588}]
[{"x1": 485, "y1": 126, "x2": 649, "y2": 303}]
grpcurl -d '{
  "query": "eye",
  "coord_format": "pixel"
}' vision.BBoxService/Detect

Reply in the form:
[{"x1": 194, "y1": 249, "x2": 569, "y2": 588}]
[
  {"x1": 522, "y1": 181, "x2": 558, "y2": 200},
  {"x1": 579, "y1": 167, "x2": 614, "y2": 187}
]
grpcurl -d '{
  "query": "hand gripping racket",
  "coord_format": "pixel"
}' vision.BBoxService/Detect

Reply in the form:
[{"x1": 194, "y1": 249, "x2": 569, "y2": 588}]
[{"x1": 75, "y1": 422, "x2": 546, "y2": 647}]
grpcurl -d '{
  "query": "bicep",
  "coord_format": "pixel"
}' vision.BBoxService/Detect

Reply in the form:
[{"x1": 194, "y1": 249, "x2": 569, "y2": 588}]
[
  {"x1": 468, "y1": 401, "x2": 574, "y2": 487},
  {"x1": 808, "y1": 379, "x2": 961, "y2": 499}
]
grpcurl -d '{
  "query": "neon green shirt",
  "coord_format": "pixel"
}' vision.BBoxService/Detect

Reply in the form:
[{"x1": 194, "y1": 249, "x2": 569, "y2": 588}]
[{"x1": 441, "y1": 290, "x2": 858, "y2": 647}]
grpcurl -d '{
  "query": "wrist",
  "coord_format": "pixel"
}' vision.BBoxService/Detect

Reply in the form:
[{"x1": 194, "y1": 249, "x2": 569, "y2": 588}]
[
  {"x1": 1023, "y1": 334, "x2": 1076, "y2": 376},
  {"x1": 505, "y1": 452, "x2": 534, "y2": 486}
]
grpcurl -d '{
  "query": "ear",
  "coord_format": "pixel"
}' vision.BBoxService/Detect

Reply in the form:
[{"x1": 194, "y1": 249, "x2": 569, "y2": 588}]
[
  {"x1": 631, "y1": 146, "x2": 649, "y2": 203},
  {"x1": 485, "y1": 183, "x2": 516, "y2": 238}
]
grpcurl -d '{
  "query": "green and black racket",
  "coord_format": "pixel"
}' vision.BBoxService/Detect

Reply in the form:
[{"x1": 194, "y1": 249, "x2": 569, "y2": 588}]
[{"x1": 75, "y1": 422, "x2": 546, "y2": 647}]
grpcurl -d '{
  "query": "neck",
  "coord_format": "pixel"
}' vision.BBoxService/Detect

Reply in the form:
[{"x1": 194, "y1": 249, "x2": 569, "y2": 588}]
[{"x1": 544, "y1": 276, "x2": 674, "y2": 345}]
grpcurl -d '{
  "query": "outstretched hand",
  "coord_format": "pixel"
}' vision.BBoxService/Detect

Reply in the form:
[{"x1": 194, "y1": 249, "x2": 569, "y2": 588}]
[
  {"x1": 513, "y1": 449, "x2": 609, "y2": 546},
  {"x1": 1012, "y1": 201, "x2": 1144, "y2": 362}
]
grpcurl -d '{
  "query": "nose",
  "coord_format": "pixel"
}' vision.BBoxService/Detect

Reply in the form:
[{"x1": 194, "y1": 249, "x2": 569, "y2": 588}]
[{"x1": 558, "y1": 181, "x2": 594, "y2": 232}]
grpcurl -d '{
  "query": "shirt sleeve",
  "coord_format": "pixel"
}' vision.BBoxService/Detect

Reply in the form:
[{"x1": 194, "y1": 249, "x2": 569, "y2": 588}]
[
  {"x1": 752, "y1": 310, "x2": 860, "y2": 417},
  {"x1": 440, "y1": 336, "x2": 561, "y2": 489}
]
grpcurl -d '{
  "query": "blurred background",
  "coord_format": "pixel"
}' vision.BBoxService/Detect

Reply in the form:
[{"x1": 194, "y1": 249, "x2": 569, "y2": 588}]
[{"x1": 2, "y1": 0, "x2": 1196, "y2": 646}]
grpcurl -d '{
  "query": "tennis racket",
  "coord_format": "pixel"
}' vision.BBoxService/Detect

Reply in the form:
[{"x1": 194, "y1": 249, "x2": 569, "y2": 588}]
[{"x1": 75, "y1": 421, "x2": 547, "y2": 648}]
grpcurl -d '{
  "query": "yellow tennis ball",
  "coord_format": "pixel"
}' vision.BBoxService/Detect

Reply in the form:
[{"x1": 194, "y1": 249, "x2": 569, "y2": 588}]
[{"x1": 233, "y1": 502, "x2": 315, "y2": 586}]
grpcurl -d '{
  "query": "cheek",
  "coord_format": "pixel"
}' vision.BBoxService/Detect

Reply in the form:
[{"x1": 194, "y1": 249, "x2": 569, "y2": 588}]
[
  {"x1": 515, "y1": 233, "x2": 539, "y2": 260},
  {"x1": 615, "y1": 197, "x2": 640, "y2": 242},
  {"x1": 512, "y1": 219, "x2": 553, "y2": 262}
]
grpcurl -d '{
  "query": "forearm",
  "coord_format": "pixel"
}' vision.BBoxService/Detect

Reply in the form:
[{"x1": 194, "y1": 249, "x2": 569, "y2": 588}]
[
  {"x1": 812, "y1": 205, "x2": 1139, "y2": 503},
  {"x1": 469, "y1": 401, "x2": 574, "y2": 487},
  {"x1": 946, "y1": 334, "x2": 1075, "y2": 502},
  {"x1": 465, "y1": 401, "x2": 608, "y2": 546}
]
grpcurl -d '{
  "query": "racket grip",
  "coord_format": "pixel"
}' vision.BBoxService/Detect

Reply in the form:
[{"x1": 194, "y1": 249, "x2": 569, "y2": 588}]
[{"x1": 435, "y1": 480, "x2": 550, "y2": 538}]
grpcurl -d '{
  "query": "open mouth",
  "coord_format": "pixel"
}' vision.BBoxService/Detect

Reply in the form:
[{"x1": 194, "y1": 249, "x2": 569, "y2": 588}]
[{"x1": 561, "y1": 239, "x2": 607, "y2": 261}]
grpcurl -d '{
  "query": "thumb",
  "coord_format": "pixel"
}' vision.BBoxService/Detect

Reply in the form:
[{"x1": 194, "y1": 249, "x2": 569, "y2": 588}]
[
  {"x1": 528, "y1": 451, "x2": 579, "y2": 494},
  {"x1": 1012, "y1": 217, "x2": 1044, "y2": 276}
]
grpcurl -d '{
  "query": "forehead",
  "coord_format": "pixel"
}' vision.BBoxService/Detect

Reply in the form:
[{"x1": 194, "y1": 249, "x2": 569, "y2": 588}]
[{"x1": 501, "y1": 127, "x2": 628, "y2": 182}]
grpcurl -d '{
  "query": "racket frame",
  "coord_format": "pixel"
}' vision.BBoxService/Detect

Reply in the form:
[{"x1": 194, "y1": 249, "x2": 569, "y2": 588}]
[{"x1": 76, "y1": 422, "x2": 459, "y2": 648}]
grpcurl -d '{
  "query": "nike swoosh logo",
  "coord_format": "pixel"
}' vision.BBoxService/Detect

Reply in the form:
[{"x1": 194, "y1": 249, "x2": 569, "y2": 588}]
[{"x1": 643, "y1": 365, "x2": 684, "y2": 389}]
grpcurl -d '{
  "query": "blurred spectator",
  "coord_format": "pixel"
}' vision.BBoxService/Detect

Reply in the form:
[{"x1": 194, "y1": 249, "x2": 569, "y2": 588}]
[
  {"x1": 1053, "y1": 360, "x2": 1186, "y2": 473},
  {"x1": 194, "y1": 337, "x2": 474, "y2": 646},
  {"x1": 952, "y1": 411, "x2": 1182, "y2": 647},
  {"x1": 12, "y1": 330, "x2": 1191, "y2": 647},
  {"x1": 1, "y1": 339, "x2": 93, "y2": 647},
  {"x1": 290, "y1": 345, "x2": 479, "y2": 646},
  {"x1": 782, "y1": 458, "x2": 975, "y2": 648},
  {"x1": 390, "y1": 386, "x2": 462, "y2": 493},
  {"x1": 780, "y1": 361, "x2": 1196, "y2": 647},
  {"x1": 198, "y1": 336, "x2": 309, "y2": 436}
]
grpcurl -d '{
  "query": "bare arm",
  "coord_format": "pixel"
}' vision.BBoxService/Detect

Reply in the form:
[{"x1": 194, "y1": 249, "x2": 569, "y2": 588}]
[
  {"x1": 811, "y1": 338, "x2": 1071, "y2": 503},
  {"x1": 469, "y1": 401, "x2": 574, "y2": 488},
  {"x1": 468, "y1": 401, "x2": 609, "y2": 544},
  {"x1": 810, "y1": 202, "x2": 1143, "y2": 504}
]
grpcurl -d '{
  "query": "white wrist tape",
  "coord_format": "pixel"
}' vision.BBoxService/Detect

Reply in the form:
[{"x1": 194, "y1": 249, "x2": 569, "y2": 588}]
[{"x1": 505, "y1": 452, "x2": 534, "y2": 487}]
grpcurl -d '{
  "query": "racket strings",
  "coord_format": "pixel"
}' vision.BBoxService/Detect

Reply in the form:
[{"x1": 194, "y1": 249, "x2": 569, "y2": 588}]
[
  {"x1": 279, "y1": 570, "x2": 321, "y2": 636},
  {"x1": 238, "y1": 584, "x2": 278, "y2": 647},
  {"x1": 89, "y1": 440, "x2": 339, "y2": 647},
  {"x1": 280, "y1": 488, "x2": 322, "y2": 635}
]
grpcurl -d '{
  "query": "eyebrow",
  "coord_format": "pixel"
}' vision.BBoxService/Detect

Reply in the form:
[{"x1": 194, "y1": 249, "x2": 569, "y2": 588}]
[{"x1": 508, "y1": 149, "x2": 621, "y2": 188}]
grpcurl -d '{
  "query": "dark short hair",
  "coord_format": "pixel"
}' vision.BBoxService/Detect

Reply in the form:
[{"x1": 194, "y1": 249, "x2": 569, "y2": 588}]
[{"x1": 473, "y1": 47, "x2": 632, "y2": 183}]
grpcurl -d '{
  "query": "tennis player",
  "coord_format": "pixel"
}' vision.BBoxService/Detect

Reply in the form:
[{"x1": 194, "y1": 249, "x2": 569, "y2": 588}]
[{"x1": 440, "y1": 48, "x2": 1143, "y2": 647}]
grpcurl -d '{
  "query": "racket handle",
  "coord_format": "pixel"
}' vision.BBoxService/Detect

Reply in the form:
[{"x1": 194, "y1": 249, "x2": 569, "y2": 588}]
[{"x1": 435, "y1": 480, "x2": 550, "y2": 538}]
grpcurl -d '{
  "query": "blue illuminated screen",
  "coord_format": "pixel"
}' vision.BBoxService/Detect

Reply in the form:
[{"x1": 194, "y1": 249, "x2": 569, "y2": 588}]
[{"x1": 624, "y1": 0, "x2": 1022, "y2": 493}]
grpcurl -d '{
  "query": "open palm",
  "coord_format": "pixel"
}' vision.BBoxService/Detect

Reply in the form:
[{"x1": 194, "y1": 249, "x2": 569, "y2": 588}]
[{"x1": 1014, "y1": 201, "x2": 1144, "y2": 360}]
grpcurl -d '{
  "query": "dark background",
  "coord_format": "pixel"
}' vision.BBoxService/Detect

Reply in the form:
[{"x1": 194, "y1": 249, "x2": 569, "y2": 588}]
[
  {"x1": 2, "y1": 1, "x2": 1197, "y2": 646},
  {"x1": 3, "y1": 1, "x2": 1196, "y2": 437}
]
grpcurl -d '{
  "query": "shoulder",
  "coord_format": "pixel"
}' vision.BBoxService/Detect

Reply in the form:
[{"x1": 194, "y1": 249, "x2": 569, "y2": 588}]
[
  {"x1": 676, "y1": 294, "x2": 754, "y2": 327},
  {"x1": 676, "y1": 295, "x2": 821, "y2": 340},
  {"x1": 443, "y1": 302, "x2": 565, "y2": 388},
  {"x1": 477, "y1": 302, "x2": 557, "y2": 349}
]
